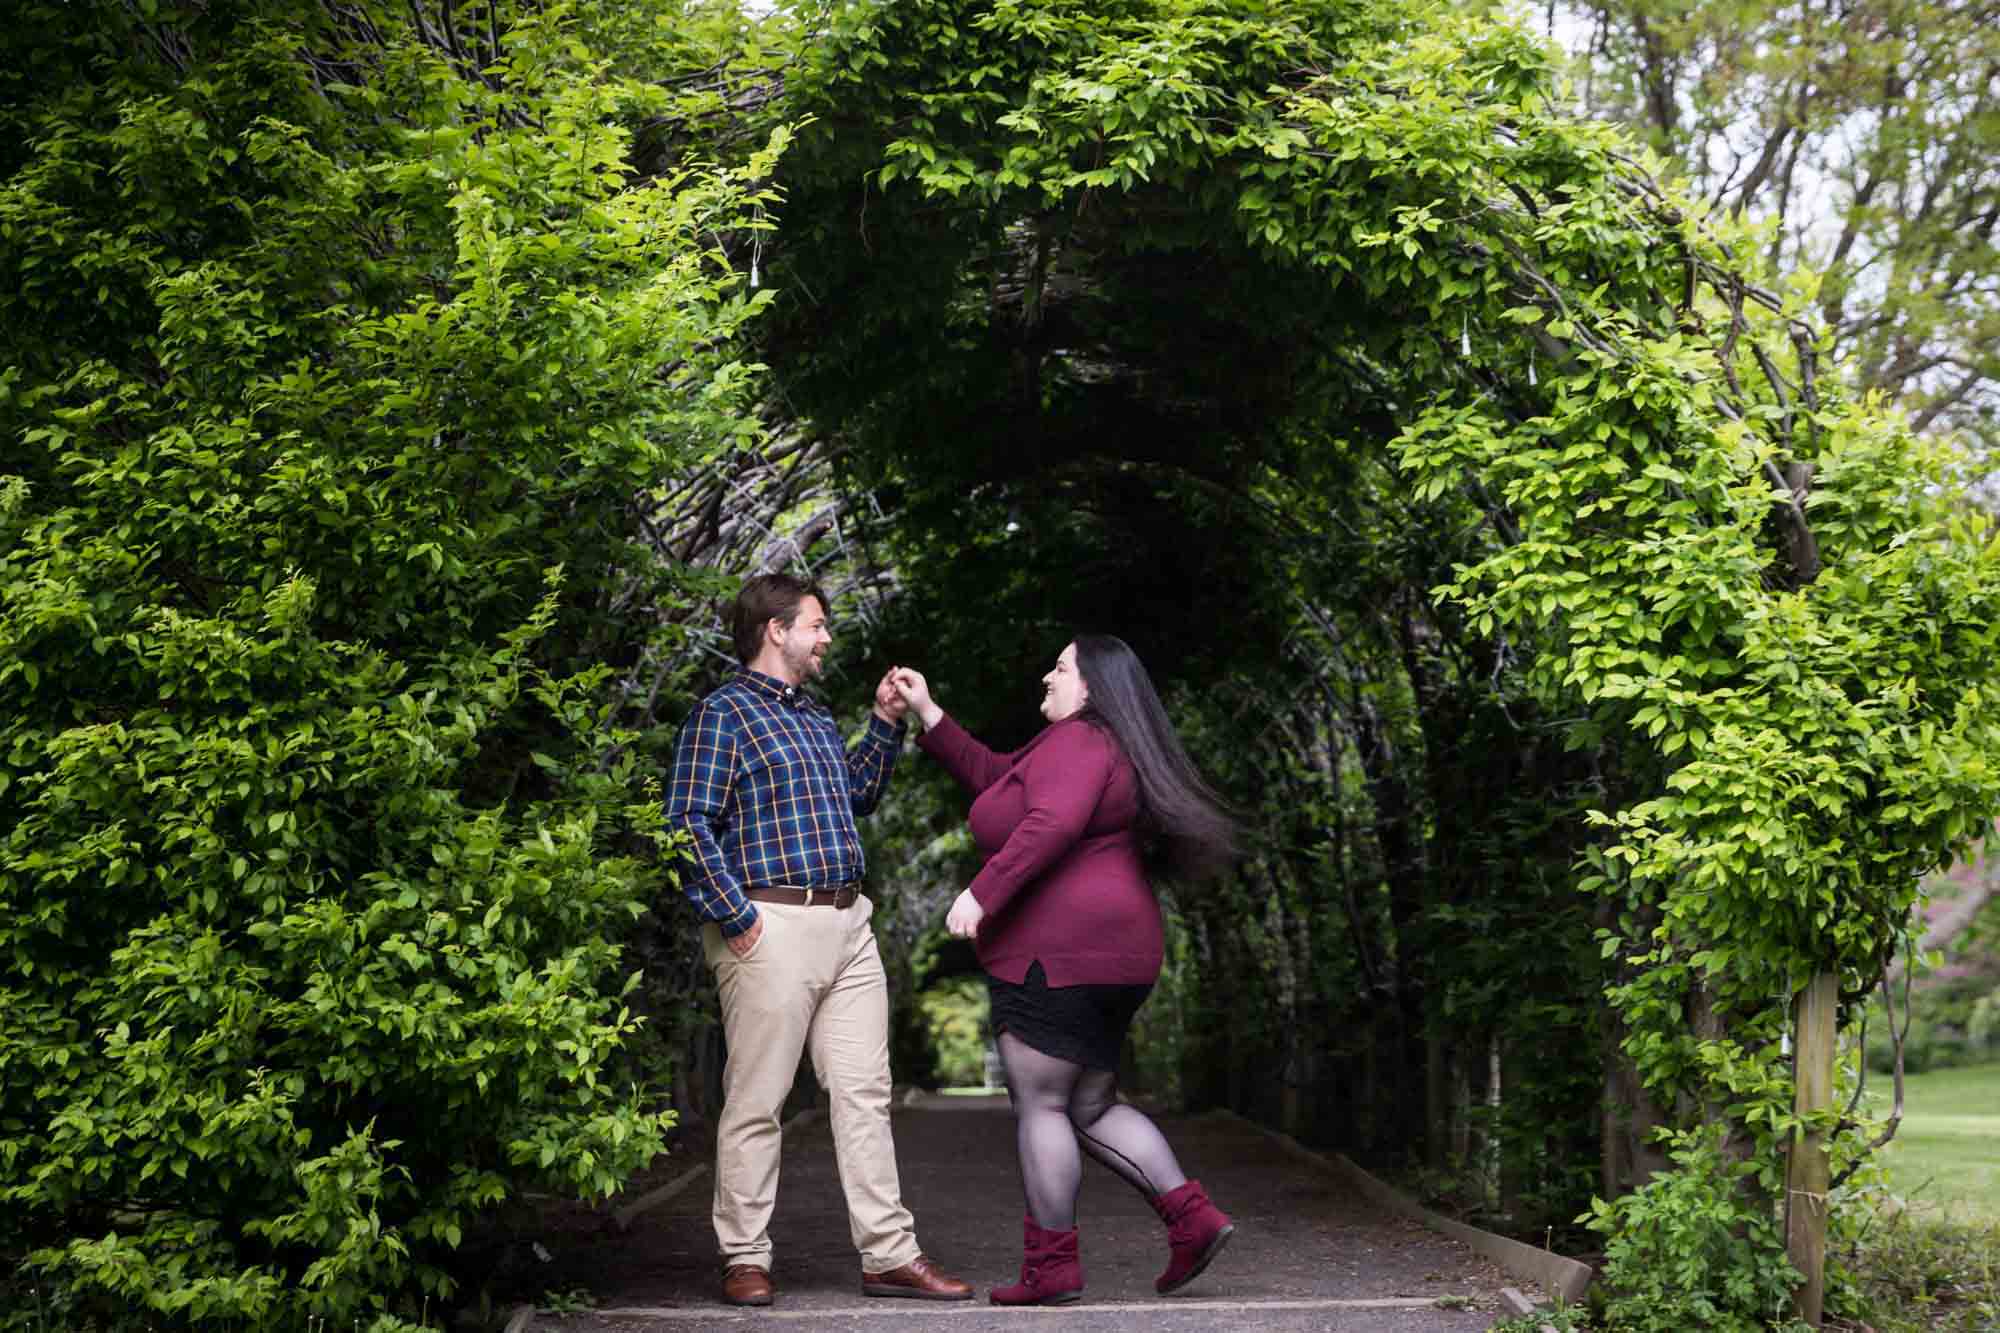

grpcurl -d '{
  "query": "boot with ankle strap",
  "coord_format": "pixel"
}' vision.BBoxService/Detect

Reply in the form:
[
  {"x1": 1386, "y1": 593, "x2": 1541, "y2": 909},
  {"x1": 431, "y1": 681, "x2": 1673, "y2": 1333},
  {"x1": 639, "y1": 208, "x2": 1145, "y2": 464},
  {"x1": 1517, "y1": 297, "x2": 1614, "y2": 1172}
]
[{"x1": 988, "y1": 1215, "x2": 1083, "y2": 1305}]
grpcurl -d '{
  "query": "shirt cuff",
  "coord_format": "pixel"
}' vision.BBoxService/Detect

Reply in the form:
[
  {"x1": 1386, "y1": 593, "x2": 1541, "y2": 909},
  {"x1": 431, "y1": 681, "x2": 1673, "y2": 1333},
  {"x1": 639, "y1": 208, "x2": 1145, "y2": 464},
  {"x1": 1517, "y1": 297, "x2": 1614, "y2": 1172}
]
[
  {"x1": 864, "y1": 711, "x2": 907, "y2": 745},
  {"x1": 715, "y1": 897, "x2": 759, "y2": 938},
  {"x1": 967, "y1": 871, "x2": 1007, "y2": 917}
]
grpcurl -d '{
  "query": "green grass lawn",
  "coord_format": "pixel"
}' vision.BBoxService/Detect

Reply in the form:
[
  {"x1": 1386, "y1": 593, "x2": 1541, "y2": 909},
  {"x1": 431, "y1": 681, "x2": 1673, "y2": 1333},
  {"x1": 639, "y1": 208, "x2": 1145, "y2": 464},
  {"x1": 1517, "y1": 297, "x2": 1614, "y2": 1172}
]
[{"x1": 1871, "y1": 1063, "x2": 2000, "y2": 1222}]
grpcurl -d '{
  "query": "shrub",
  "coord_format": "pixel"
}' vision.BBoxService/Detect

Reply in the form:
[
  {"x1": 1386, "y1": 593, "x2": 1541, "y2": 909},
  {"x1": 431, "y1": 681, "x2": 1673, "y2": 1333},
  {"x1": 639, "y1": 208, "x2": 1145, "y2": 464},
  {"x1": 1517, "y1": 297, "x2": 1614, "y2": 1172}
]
[
  {"x1": 1839, "y1": 1206, "x2": 2000, "y2": 1333},
  {"x1": 917, "y1": 976, "x2": 991, "y2": 1089},
  {"x1": 0, "y1": 2, "x2": 774, "y2": 1325},
  {"x1": 1585, "y1": 1128, "x2": 1806, "y2": 1332}
]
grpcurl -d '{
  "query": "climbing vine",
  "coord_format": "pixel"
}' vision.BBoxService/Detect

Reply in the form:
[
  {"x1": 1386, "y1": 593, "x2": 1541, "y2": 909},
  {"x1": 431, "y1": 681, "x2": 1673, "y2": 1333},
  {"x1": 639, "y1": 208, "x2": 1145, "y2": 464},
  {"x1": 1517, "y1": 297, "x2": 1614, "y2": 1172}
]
[{"x1": 752, "y1": 0, "x2": 2000, "y2": 1321}]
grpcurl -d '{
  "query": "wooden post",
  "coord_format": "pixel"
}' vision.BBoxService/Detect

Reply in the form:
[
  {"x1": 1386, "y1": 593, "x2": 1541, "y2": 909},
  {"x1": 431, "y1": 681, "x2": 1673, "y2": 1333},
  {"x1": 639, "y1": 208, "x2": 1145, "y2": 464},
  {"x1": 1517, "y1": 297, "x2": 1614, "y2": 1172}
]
[
  {"x1": 1426, "y1": 1027, "x2": 1447, "y2": 1172},
  {"x1": 1785, "y1": 972, "x2": 1837, "y2": 1327}
]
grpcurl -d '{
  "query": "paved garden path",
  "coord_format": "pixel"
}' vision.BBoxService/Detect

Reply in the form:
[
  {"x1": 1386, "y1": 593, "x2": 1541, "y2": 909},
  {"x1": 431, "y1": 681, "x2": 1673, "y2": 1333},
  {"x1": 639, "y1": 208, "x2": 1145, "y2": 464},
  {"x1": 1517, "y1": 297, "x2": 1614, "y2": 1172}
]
[{"x1": 515, "y1": 1091, "x2": 1528, "y2": 1332}]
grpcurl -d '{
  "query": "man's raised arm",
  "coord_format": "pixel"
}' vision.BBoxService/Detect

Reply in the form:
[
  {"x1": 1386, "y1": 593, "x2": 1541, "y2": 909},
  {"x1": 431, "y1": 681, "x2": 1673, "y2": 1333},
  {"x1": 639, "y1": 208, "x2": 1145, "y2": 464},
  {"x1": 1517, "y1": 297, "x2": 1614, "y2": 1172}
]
[{"x1": 845, "y1": 667, "x2": 908, "y2": 815}]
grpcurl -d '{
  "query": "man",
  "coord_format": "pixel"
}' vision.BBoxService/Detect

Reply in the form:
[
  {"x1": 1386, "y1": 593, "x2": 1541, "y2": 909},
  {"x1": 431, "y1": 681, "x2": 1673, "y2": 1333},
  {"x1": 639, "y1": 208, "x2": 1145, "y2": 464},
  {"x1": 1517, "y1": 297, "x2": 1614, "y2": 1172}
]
[{"x1": 663, "y1": 573, "x2": 974, "y2": 1307}]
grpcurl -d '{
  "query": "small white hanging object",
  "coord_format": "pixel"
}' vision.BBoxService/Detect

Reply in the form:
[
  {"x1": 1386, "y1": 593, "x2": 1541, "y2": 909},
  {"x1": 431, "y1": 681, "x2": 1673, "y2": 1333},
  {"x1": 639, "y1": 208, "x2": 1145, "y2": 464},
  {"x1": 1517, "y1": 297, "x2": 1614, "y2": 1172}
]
[
  {"x1": 1460, "y1": 313, "x2": 1471, "y2": 357},
  {"x1": 1782, "y1": 1030, "x2": 1791, "y2": 1057},
  {"x1": 1528, "y1": 345, "x2": 1537, "y2": 385},
  {"x1": 750, "y1": 251, "x2": 760, "y2": 289}
]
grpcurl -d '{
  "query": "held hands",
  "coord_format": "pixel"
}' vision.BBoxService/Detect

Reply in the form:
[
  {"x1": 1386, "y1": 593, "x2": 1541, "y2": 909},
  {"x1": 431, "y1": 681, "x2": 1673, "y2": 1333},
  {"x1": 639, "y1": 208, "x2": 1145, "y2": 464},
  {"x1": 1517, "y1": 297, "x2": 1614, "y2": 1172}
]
[
  {"x1": 945, "y1": 887, "x2": 985, "y2": 939},
  {"x1": 872, "y1": 667, "x2": 909, "y2": 725},
  {"x1": 890, "y1": 668, "x2": 944, "y2": 730}
]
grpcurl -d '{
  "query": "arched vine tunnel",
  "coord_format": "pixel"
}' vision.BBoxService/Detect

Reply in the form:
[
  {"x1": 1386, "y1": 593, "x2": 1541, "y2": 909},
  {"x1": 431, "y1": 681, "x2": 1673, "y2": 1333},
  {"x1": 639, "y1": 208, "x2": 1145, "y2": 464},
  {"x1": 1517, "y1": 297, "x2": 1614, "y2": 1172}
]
[
  {"x1": 744, "y1": 42, "x2": 1605, "y2": 1208},
  {"x1": 627, "y1": 0, "x2": 2000, "y2": 1249}
]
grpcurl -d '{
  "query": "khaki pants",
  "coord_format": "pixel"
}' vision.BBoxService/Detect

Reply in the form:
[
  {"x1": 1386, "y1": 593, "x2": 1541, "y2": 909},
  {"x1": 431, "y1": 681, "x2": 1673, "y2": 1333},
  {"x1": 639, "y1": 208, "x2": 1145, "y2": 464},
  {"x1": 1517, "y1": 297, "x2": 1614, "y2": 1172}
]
[{"x1": 702, "y1": 896, "x2": 920, "y2": 1274}]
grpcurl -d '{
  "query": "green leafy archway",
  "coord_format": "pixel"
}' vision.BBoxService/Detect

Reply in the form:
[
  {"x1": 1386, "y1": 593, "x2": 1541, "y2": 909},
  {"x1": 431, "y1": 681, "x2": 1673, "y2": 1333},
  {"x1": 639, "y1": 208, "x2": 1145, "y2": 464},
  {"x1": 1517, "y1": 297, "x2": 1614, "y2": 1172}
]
[{"x1": 744, "y1": 0, "x2": 2000, "y2": 1321}]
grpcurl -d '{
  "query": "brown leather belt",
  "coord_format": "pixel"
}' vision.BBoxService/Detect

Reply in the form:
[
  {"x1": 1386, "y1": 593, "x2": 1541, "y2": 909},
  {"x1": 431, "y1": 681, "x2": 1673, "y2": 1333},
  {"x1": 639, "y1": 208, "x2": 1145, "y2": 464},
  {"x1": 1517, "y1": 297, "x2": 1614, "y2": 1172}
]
[{"x1": 745, "y1": 883, "x2": 860, "y2": 909}]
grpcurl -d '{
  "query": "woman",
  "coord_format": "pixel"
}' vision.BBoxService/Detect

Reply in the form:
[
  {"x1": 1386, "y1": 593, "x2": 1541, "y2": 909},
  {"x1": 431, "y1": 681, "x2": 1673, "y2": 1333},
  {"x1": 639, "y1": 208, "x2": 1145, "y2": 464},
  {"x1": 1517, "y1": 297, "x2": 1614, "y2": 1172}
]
[{"x1": 892, "y1": 636, "x2": 1238, "y2": 1306}]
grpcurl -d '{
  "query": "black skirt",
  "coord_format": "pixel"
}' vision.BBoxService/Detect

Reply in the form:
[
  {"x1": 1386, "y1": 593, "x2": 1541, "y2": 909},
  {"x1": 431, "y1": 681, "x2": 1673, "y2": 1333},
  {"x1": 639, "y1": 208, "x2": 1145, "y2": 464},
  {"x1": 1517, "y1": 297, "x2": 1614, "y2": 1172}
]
[{"x1": 988, "y1": 960, "x2": 1152, "y2": 1072}]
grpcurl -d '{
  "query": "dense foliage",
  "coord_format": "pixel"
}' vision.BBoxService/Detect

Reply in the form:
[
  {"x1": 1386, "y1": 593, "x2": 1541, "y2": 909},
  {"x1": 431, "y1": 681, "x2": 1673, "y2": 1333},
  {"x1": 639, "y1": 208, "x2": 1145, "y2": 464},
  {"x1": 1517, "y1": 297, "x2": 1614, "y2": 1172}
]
[
  {"x1": 5, "y1": 0, "x2": 1997, "y2": 1328},
  {"x1": 750, "y1": 0, "x2": 2000, "y2": 1324},
  {"x1": 0, "y1": 2, "x2": 774, "y2": 1326}
]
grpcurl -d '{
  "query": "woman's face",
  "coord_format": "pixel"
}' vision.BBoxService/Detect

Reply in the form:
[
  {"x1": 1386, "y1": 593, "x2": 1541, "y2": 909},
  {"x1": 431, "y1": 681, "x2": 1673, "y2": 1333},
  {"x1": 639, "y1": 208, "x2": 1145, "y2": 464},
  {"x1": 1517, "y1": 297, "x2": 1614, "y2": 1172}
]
[{"x1": 1040, "y1": 642, "x2": 1088, "y2": 722}]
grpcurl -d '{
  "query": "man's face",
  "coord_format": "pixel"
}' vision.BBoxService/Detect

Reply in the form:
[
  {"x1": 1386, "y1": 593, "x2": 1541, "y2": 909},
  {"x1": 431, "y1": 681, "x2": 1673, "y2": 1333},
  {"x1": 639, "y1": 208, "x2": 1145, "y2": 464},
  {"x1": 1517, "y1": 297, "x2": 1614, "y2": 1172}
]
[{"x1": 775, "y1": 596, "x2": 831, "y2": 683}]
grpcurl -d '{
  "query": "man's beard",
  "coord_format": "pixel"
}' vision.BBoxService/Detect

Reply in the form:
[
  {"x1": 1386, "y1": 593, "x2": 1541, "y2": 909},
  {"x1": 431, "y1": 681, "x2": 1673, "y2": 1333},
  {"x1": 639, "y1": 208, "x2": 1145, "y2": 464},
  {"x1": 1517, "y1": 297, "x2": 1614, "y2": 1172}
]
[{"x1": 783, "y1": 640, "x2": 821, "y2": 680}]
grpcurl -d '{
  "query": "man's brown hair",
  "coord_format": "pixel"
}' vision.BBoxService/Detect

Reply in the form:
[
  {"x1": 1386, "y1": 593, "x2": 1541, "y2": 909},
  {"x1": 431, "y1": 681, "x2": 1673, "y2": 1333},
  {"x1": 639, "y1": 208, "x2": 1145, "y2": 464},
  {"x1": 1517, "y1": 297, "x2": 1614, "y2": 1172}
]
[{"x1": 730, "y1": 573, "x2": 828, "y2": 665}]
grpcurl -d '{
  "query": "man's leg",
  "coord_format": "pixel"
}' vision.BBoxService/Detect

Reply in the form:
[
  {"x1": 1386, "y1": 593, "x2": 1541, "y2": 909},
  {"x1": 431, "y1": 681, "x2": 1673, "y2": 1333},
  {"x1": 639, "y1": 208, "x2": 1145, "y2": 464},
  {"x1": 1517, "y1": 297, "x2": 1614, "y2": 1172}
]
[
  {"x1": 807, "y1": 899, "x2": 921, "y2": 1273},
  {"x1": 707, "y1": 907, "x2": 813, "y2": 1273}
]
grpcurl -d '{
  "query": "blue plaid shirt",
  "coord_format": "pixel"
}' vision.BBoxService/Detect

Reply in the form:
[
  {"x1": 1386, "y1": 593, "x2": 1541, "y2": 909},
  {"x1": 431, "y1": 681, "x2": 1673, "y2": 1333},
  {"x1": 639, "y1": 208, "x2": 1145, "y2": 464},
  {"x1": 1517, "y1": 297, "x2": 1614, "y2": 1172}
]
[{"x1": 664, "y1": 669, "x2": 904, "y2": 937}]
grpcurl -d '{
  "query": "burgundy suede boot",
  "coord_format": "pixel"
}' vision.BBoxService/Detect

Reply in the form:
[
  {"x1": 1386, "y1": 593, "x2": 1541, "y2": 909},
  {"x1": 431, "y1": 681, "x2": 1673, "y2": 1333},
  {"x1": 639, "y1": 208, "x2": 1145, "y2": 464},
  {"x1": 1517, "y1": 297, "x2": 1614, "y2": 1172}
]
[
  {"x1": 988, "y1": 1215, "x2": 1083, "y2": 1306},
  {"x1": 1150, "y1": 1179, "x2": 1235, "y2": 1294}
]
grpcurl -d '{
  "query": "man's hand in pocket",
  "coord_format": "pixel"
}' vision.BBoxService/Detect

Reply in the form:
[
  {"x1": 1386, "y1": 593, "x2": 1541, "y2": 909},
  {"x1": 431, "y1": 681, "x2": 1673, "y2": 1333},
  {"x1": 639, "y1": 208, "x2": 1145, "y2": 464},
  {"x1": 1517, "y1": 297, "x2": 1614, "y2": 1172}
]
[{"x1": 727, "y1": 915, "x2": 763, "y2": 959}]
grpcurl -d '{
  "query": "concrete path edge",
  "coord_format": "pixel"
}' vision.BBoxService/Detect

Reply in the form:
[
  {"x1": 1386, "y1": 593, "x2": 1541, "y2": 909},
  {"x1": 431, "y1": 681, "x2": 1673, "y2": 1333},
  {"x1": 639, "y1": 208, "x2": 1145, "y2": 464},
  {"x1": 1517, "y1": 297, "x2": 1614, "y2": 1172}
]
[
  {"x1": 1206, "y1": 1109, "x2": 1593, "y2": 1307},
  {"x1": 1502, "y1": 1285, "x2": 1566, "y2": 1333}
]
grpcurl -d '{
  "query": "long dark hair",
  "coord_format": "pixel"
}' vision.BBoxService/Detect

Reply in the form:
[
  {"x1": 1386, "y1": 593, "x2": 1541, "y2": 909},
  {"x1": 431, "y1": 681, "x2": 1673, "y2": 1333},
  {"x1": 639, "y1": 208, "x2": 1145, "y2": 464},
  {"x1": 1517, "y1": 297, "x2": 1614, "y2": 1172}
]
[{"x1": 1071, "y1": 634, "x2": 1239, "y2": 882}]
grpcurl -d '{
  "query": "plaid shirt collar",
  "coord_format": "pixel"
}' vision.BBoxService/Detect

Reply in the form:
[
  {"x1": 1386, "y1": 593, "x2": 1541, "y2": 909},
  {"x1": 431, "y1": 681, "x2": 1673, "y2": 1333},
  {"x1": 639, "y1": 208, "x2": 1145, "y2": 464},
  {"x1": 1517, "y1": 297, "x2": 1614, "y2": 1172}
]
[{"x1": 735, "y1": 667, "x2": 823, "y2": 711}]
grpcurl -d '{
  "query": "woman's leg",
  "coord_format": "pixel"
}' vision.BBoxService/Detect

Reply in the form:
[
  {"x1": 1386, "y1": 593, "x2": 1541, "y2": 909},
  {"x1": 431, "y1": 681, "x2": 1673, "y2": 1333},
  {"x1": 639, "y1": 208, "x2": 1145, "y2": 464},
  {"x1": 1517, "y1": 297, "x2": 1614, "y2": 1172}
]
[
  {"x1": 996, "y1": 1031, "x2": 1088, "y2": 1229},
  {"x1": 1067, "y1": 1067, "x2": 1188, "y2": 1199}
]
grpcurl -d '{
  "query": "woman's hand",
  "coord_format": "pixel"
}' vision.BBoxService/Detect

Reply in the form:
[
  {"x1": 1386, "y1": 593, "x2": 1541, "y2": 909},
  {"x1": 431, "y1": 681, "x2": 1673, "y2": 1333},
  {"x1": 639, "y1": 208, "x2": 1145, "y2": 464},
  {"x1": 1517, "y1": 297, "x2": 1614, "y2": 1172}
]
[
  {"x1": 945, "y1": 887, "x2": 985, "y2": 939},
  {"x1": 892, "y1": 667, "x2": 945, "y2": 730}
]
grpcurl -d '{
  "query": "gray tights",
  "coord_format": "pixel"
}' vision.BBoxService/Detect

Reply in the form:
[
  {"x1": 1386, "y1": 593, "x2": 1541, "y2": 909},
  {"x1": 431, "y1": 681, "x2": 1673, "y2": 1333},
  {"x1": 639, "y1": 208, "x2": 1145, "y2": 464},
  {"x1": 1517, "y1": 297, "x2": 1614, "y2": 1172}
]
[{"x1": 996, "y1": 1030, "x2": 1189, "y2": 1230}]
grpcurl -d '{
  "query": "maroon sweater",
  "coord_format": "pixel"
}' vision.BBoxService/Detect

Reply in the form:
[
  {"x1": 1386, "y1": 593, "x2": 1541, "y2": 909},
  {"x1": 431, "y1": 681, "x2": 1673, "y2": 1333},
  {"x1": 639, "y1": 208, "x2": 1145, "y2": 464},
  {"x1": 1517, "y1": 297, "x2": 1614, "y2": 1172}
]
[{"x1": 917, "y1": 713, "x2": 1161, "y2": 987}]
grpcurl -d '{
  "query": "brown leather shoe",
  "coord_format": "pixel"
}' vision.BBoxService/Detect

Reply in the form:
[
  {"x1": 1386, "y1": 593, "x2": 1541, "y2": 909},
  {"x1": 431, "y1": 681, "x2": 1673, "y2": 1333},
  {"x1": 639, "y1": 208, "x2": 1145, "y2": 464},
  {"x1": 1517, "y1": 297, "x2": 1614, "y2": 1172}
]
[
  {"x1": 721, "y1": 1264, "x2": 773, "y2": 1306},
  {"x1": 861, "y1": 1254, "x2": 974, "y2": 1301}
]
